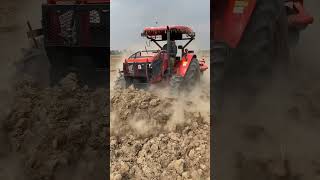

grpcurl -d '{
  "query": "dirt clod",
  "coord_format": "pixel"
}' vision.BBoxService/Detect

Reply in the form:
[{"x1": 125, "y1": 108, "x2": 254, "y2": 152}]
[{"x1": 110, "y1": 82, "x2": 210, "y2": 179}]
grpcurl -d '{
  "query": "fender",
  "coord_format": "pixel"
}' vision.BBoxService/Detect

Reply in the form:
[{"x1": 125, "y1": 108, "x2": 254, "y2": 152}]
[
  {"x1": 175, "y1": 53, "x2": 197, "y2": 77},
  {"x1": 213, "y1": 0, "x2": 257, "y2": 48}
]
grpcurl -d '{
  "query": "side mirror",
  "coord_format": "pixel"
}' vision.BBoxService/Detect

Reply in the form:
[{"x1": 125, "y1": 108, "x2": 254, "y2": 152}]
[{"x1": 178, "y1": 45, "x2": 183, "y2": 49}]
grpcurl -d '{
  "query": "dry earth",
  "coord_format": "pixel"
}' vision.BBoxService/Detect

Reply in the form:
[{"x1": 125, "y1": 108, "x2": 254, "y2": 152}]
[{"x1": 110, "y1": 52, "x2": 211, "y2": 180}]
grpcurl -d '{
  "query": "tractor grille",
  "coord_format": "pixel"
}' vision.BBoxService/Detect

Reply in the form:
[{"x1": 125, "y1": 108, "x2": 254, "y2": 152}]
[
  {"x1": 89, "y1": 10, "x2": 101, "y2": 23},
  {"x1": 58, "y1": 10, "x2": 74, "y2": 42},
  {"x1": 42, "y1": 4, "x2": 109, "y2": 47},
  {"x1": 127, "y1": 63, "x2": 152, "y2": 77}
]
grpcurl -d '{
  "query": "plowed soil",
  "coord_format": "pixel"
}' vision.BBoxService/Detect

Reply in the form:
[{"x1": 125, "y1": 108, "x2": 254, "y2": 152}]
[{"x1": 110, "y1": 53, "x2": 211, "y2": 180}]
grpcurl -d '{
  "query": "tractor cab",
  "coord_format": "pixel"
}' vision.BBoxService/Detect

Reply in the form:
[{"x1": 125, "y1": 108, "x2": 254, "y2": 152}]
[
  {"x1": 119, "y1": 25, "x2": 208, "y2": 90},
  {"x1": 141, "y1": 25, "x2": 196, "y2": 62}
]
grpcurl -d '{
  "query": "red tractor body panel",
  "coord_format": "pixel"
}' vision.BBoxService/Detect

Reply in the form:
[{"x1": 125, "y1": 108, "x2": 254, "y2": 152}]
[
  {"x1": 127, "y1": 58, "x2": 152, "y2": 64},
  {"x1": 174, "y1": 53, "x2": 196, "y2": 77},
  {"x1": 213, "y1": 0, "x2": 256, "y2": 48},
  {"x1": 174, "y1": 53, "x2": 208, "y2": 76}
]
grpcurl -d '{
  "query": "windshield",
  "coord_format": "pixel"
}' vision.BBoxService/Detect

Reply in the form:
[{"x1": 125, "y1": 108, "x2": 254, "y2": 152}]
[{"x1": 129, "y1": 50, "x2": 159, "y2": 59}]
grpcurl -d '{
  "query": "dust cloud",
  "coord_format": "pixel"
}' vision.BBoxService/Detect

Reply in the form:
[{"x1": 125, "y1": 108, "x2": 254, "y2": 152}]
[
  {"x1": 0, "y1": 1, "x2": 109, "y2": 180},
  {"x1": 216, "y1": 1, "x2": 320, "y2": 179},
  {"x1": 0, "y1": 1, "x2": 43, "y2": 179}
]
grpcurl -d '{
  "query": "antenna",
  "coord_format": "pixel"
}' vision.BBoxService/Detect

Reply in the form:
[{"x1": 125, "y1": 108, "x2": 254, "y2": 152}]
[{"x1": 155, "y1": 17, "x2": 158, "y2": 25}]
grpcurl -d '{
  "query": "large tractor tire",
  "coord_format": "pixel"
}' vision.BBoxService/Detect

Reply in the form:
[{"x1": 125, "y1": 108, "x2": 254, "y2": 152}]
[
  {"x1": 212, "y1": 44, "x2": 227, "y2": 116},
  {"x1": 170, "y1": 58, "x2": 201, "y2": 95},
  {"x1": 213, "y1": 0, "x2": 290, "y2": 115},
  {"x1": 227, "y1": 0, "x2": 289, "y2": 79}
]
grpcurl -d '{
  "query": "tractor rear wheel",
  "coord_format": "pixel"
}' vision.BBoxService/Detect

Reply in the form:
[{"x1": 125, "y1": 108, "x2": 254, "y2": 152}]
[
  {"x1": 170, "y1": 58, "x2": 200, "y2": 94},
  {"x1": 213, "y1": 0, "x2": 290, "y2": 118},
  {"x1": 226, "y1": 0, "x2": 289, "y2": 80}
]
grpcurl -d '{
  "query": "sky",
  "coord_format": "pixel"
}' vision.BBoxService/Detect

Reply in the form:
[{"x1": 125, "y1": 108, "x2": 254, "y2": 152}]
[{"x1": 110, "y1": 0, "x2": 210, "y2": 51}]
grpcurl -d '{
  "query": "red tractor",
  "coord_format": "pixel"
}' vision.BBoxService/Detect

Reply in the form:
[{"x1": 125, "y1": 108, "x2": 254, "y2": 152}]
[
  {"x1": 212, "y1": 0, "x2": 314, "y2": 110},
  {"x1": 27, "y1": 0, "x2": 110, "y2": 87},
  {"x1": 116, "y1": 26, "x2": 208, "y2": 92}
]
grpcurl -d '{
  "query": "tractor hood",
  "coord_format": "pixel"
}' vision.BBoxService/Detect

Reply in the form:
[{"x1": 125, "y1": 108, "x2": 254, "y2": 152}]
[
  {"x1": 123, "y1": 51, "x2": 162, "y2": 79},
  {"x1": 126, "y1": 51, "x2": 160, "y2": 63},
  {"x1": 127, "y1": 56, "x2": 156, "y2": 63}
]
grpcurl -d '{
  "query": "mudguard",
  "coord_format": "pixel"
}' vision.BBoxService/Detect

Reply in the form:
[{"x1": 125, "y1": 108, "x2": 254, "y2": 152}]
[
  {"x1": 213, "y1": 0, "x2": 257, "y2": 48},
  {"x1": 174, "y1": 53, "x2": 197, "y2": 77}
]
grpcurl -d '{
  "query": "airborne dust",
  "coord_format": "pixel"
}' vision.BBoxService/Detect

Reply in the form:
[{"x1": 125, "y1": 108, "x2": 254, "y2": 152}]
[
  {"x1": 1, "y1": 0, "x2": 320, "y2": 180},
  {"x1": 216, "y1": 1, "x2": 320, "y2": 180}
]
